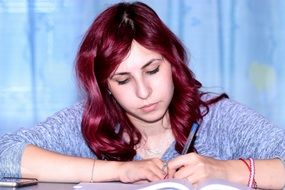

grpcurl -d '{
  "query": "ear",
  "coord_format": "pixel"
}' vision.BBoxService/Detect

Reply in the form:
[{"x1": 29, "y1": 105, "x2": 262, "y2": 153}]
[{"x1": 106, "y1": 82, "x2": 112, "y2": 95}]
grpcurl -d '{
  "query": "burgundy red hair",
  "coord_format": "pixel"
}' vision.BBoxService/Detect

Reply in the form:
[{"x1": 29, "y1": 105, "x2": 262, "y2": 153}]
[{"x1": 76, "y1": 1, "x2": 227, "y2": 160}]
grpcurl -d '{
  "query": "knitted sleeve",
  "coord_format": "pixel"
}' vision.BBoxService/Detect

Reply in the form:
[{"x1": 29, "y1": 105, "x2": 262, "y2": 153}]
[
  {"x1": 0, "y1": 102, "x2": 94, "y2": 178},
  {"x1": 196, "y1": 96, "x2": 285, "y2": 166}
]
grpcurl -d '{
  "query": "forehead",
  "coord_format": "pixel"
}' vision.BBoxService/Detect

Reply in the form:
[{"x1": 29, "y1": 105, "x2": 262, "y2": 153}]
[{"x1": 115, "y1": 41, "x2": 161, "y2": 72}]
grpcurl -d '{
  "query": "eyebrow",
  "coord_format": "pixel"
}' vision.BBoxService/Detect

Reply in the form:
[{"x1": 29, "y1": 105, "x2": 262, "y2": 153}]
[{"x1": 111, "y1": 58, "x2": 163, "y2": 77}]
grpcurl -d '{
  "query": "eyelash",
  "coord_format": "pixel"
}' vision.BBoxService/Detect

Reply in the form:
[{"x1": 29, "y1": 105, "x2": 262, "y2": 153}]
[
  {"x1": 116, "y1": 66, "x2": 160, "y2": 85},
  {"x1": 146, "y1": 66, "x2": 160, "y2": 75},
  {"x1": 117, "y1": 79, "x2": 130, "y2": 85}
]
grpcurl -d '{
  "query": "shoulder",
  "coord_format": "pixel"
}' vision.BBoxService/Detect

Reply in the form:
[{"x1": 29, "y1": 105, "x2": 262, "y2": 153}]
[
  {"x1": 199, "y1": 94, "x2": 285, "y2": 142},
  {"x1": 198, "y1": 93, "x2": 285, "y2": 140},
  {"x1": 54, "y1": 101, "x2": 84, "y2": 117},
  {"x1": 201, "y1": 93, "x2": 266, "y2": 125},
  {"x1": 196, "y1": 93, "x2": 285, "y2": 159},
  {"x1": 202, "y1": 93, "x2": 247, "y2": 112},
  {"x1": 38, "y1": 101, "x2": 84, "y2": 126}
]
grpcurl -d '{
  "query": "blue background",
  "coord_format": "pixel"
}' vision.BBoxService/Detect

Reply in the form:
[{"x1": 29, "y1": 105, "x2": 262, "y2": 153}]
[{"x1": 1, "y1": 0, "x2": 285, "y2": 134}]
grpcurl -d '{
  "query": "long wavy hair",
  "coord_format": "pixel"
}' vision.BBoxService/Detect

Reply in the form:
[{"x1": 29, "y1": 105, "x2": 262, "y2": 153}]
[{"x1": 76, "y1": 1, "x2": 227, "y2": 161}]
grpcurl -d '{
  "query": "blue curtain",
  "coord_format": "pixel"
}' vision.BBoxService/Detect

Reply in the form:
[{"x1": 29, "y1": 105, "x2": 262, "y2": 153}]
[{"x1": 1, "y1": 0, "x2": 284, "y2": 134}]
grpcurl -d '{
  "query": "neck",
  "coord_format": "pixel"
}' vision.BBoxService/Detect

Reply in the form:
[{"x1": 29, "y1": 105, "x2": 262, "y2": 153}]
[
  {"x1": 129, "y1": 111, "x2": 171, "y2": 137},
  {"x1": 131, "y1": 112, "x2": 174, "y2": 159}
]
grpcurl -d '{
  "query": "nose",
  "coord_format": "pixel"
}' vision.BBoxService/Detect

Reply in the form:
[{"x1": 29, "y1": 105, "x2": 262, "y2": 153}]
[{"x1": 135, "y1": 78, "x2": 152, "y2": 99}]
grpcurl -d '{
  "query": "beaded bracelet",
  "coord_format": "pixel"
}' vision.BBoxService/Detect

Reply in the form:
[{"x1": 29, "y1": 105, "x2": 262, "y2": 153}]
[{"x1": 239, "y1": 158, "x2": 257, "y2": 188}]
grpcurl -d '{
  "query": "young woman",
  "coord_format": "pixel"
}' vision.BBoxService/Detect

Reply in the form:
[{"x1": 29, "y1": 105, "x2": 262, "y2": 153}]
[{"x1": 0, "y1": 1, "x2": 284, "y2": 189}]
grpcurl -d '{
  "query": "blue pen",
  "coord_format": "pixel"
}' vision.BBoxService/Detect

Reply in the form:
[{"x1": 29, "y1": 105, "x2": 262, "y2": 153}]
[{"x1": 181, "y1": 123, "x2": 199, "y2": 155}]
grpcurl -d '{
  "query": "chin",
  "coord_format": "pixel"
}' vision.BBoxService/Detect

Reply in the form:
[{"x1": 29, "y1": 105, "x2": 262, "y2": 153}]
[{"x1": 140, "y1": 110, "x2": 167, "y2": 123}]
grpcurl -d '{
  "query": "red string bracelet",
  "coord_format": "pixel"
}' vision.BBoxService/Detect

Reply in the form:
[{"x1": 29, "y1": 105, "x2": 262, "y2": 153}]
[{"x1": 239, "y1": 158, "x2": 257, "y2": 188}]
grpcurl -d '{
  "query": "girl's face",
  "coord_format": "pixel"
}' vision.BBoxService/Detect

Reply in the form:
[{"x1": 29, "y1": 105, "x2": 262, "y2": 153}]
[{"x1": 108, "y1": 40, "x2": 174, "y2": 125}]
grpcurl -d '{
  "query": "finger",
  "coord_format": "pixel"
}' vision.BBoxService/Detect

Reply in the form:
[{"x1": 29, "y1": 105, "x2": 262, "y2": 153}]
[
  {"x1": 154, "y1": 159, "x2": 169, "y2": 175},
  {"x1": 132, "y1": 167, "x2": 161, "y2": 182},
  {"x1": 157, "y1": 160, "x2": 169, "y2": 179},
  {"x1": 174, "y1": 165, "x2": 194, "y2": 179},
  {"x1": 167, "y1": 168, "x2": 176, "y2": 178},
  {"x1": 168, "y1": 152, "x2": 198, "y2": 170},
  {"x1": 185, "y1": 171, "x2": 207, "y2": 185},
  {"x1": 174, "y1": 164, "x2": 207, "y2": 185},
  {"x1": 144, "y1": 168, "x2": 165, "y2": 182},
  {"x1": 152, "y1": 165, "x2": 167, "y2": 179},
  {"x1": 172, "y1": 166, "x2": 198, "y2": 185},
  {"x1": 144, "y1": 159, "x2": 167, "y2": 181}
]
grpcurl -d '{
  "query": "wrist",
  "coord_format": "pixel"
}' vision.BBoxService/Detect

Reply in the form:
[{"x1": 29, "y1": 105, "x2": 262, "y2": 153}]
[
  {"x1": 224, "y1": 160, "x2": 249, "y2": 185},
  {"x1": 239, "y1": 158, "x2": 257, "y2": 188},
  {"x1": 110, "y1": 161, "x2": 124, "y2": 182},
  {"x1": 114, "y1": 162, "x2": 127, "y2": 182},
  {"x1": 87, "y1": 160, "x2": 124, "y2": 182}
]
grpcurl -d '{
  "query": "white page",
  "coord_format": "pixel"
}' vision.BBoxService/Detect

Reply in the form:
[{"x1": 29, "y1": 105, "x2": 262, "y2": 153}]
[{"x1": 73, "y1": 178, "x2": 248, "y2": 190}]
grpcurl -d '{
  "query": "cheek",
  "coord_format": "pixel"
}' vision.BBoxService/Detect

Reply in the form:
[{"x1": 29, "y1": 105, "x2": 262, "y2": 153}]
[
  {"x1": 111, "y1": 90, "x2": 136, "y2": 110},
  {"x1": 108, "y1": 81, "x2": 134, "y2": 109},
  {"x1": 153, "y1": 70, "x2": 174, "y2": 94},
  {"x1": 161, "y1": 78, "x2": 174, "y2": 100}
]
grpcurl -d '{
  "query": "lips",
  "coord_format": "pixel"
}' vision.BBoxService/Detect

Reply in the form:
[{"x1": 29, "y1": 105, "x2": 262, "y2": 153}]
[{"x1": 139, "y1": 102, "x2": 158, "y2": 112}]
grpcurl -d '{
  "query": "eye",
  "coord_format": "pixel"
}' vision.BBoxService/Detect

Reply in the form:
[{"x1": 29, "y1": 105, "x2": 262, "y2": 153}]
[
  {"x1": 117, "y1": 78, "x2": 130, "y2": 85},
  {"x1": 146, "y1": 66, "x2": 160, "y2": 75}
]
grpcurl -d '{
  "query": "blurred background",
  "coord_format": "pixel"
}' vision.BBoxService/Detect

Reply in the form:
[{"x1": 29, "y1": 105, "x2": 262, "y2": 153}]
[{"x1": 1, "y1": 0, "x2": 285, "y2": 134}]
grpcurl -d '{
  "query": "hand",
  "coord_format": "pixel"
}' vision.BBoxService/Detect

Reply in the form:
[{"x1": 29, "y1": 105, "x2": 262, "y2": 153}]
[
  {"x1": 118, "y1": 158, "x2": 167, "y2": 183},
  {"x1": 167, "y1": 153, "x2": 228, "y2": 185}
]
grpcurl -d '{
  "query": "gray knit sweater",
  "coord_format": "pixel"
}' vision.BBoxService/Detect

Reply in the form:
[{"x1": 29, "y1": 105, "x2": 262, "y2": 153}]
[{"x1": 0, "y1": 97, "x2": 284, "y2": 178}]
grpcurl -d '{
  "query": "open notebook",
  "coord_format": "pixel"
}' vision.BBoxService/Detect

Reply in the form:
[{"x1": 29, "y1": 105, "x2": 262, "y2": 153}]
[{"x1": 72, "y1": 179, "x2": 249, "y2": 190}]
